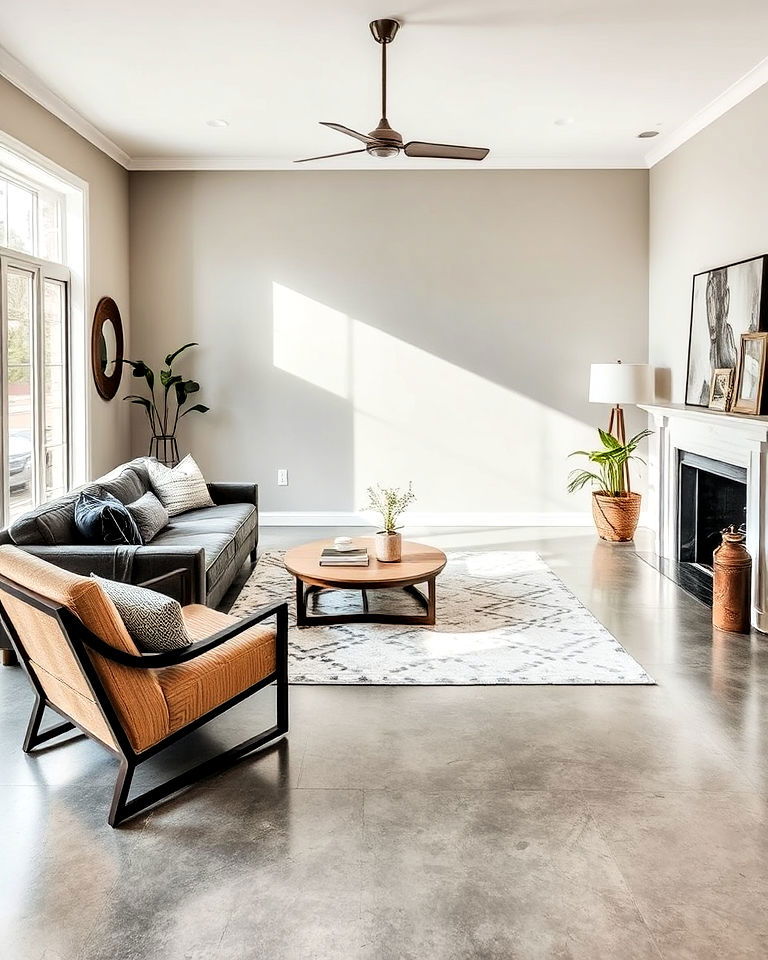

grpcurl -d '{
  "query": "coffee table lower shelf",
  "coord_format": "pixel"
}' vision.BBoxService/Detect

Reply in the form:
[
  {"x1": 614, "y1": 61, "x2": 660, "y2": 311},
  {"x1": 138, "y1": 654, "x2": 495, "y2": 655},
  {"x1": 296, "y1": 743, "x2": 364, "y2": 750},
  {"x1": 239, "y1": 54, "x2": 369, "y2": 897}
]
[{"x1": 294, "y1": 576, "x2": 437, "y2": 627}]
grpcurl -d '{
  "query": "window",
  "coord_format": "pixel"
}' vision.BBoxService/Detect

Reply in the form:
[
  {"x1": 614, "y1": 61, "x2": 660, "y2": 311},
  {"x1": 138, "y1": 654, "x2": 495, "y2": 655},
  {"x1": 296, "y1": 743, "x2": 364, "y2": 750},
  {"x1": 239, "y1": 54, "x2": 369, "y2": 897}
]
[{"x1": 1, "y1": 168, "x2": 70, "y2": 525}]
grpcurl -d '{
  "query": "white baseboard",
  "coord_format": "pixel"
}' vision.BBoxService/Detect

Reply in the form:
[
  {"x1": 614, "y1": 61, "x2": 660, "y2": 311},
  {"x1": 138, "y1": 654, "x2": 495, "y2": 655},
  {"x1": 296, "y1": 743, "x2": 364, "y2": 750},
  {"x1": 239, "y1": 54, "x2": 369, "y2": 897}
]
[
  {"x1": 259, "y1": 511, "x2": 600, "y2": 528},
  {"x1": 260, "y1": 510, "x2": 655, "y2": 530}
]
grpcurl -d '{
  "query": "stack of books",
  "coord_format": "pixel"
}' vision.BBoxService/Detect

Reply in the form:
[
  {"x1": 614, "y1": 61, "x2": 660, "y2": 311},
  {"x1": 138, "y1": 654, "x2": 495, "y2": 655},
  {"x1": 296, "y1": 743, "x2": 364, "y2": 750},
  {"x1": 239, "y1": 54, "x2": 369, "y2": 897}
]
[{"x1": 319, "y1": 547, "x2": 369, "y2": 566}]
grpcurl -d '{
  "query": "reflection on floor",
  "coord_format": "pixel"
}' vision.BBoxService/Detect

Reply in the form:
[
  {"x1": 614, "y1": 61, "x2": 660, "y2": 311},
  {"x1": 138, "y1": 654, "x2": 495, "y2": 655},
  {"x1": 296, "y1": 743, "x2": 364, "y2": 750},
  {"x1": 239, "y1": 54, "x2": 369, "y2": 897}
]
[{"x1": 1, "y1": 526, "x2": 767, "y2": 960}]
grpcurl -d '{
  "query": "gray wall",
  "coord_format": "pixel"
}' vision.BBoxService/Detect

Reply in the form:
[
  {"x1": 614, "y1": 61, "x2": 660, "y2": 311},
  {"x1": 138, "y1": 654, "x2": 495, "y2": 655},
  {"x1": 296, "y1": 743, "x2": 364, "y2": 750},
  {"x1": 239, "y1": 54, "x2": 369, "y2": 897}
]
[
  {"x1": 129, "y1": 169, "x2": 649, "y2": 516},
  {"x1": 649, "y1": 83, "x2": 768, "y2": 402},
  {"x1": 0, "y1": 76, "x2": 131, "y2": 477}
]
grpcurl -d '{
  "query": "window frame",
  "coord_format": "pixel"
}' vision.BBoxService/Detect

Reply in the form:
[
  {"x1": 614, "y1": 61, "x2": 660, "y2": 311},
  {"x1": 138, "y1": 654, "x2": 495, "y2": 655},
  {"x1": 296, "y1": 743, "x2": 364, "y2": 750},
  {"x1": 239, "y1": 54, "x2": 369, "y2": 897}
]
[{"x1": 0, "y1": 245, "x2": 71, "y2": 525}]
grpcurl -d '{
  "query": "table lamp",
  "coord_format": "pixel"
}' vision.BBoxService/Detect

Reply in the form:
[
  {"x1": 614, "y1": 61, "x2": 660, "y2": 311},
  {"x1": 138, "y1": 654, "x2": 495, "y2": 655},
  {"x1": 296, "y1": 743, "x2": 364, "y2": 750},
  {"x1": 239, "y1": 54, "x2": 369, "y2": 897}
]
[{"x1": 589, "y1": 360, "x2": 654, "y2": 491}]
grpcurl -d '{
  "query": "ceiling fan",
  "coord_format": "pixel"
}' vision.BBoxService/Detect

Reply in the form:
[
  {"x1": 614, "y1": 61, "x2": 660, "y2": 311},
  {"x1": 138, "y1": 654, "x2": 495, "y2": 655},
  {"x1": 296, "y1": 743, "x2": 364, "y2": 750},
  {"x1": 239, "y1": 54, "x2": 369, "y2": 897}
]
[{"x1": 295, "y1": 18, "x2": 490, "y2": 164}]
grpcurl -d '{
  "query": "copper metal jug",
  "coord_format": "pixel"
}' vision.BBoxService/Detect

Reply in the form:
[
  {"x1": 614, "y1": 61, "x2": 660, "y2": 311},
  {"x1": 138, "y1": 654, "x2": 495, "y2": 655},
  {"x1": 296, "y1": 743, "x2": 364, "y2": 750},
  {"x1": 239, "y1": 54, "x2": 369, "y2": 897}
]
[{"x1": 713, "y1": 526, "x2": 751, "y2": 633}]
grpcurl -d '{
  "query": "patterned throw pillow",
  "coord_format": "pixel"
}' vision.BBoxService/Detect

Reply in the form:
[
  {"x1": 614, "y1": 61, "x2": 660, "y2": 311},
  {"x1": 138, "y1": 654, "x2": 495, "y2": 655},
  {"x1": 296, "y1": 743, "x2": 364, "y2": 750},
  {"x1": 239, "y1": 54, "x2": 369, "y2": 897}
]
[
  {"x1": 147, "y1": 454, "x2": 214, "y2": 518},
  {"x1": 126, "y1": 491, "x2": 169, "y2": 543},
  {"x1": 91, "y1": 575, "x2": 192, "y2": 652}
]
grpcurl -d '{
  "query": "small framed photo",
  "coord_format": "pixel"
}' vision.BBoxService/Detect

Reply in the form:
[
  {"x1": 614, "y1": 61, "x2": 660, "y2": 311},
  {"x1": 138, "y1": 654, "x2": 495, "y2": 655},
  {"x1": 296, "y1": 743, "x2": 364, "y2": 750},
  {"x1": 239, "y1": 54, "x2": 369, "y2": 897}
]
[
  {"x1": 732, "y1": 333, "x2": 768, "y2": 415},
  {"x1": 708, "y1": 368, "x2": 734, "y2": 411}
]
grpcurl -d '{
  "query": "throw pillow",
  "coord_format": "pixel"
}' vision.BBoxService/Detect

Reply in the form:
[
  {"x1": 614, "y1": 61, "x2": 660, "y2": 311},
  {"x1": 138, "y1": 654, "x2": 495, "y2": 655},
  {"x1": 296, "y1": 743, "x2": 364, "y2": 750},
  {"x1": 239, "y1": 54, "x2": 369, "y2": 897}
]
[
  {"x1": 91, "y1": 575, "x2": 192, "y2": 652},
  {"x1": 126, "y1": 490, "x2": 169, "y2": 543},
  {"x1": 75, "y1": 491, "x2": 142, "y2": 546},
  {"x1": 147, "y1": 454, "x2": 214, "y2": 517}
]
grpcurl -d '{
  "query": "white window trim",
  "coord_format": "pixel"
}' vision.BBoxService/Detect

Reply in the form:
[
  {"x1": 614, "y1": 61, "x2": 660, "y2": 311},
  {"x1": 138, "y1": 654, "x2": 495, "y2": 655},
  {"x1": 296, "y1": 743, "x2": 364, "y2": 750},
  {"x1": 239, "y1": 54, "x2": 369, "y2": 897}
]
[{"x1": 0, "y1": 128, "x2": 90, "y2": 487}]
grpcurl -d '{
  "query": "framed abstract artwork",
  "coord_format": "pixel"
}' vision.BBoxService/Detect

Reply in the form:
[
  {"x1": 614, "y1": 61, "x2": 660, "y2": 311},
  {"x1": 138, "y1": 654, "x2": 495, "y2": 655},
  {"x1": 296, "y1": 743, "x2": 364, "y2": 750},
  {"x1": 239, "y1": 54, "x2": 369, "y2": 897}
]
[{"x1": 685, "y1": 255, "x2": 768, "y2": 407}]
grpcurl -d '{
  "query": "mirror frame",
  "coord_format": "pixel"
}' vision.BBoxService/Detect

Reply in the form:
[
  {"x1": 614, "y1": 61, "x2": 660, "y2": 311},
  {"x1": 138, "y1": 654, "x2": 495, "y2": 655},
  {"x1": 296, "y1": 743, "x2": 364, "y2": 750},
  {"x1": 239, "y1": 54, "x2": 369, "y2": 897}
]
[{"x1": 91, "y1": 296, "x2": 124, "y2": 400}]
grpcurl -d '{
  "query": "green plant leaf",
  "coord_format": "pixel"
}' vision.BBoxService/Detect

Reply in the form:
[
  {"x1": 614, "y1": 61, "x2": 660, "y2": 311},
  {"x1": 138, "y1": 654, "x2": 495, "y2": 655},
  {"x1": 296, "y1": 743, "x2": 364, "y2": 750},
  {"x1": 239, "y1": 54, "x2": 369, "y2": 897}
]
[
  {"x1": 174, "y1": 381, "x2": 188, "y2": 406},
  {"x1": 180, "y1": 403, "x2": 210, "y2": 417},
  {"x1": 164, "y1": 342, "x2": 198, "y2": 366},
  {"x1": 161, "y1": 372, "x2": 182, "y2": 393},
  {"x1": 598, "y1": 428, "x2": 621, "y2": 449},
  {"x1": 182, "y1": 379, "x2": 200, "y2": 394}
]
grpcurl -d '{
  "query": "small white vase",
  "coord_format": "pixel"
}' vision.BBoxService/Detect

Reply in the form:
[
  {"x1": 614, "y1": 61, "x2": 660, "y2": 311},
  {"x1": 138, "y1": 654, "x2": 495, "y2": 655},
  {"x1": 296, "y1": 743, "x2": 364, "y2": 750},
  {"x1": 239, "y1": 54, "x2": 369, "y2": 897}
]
[{"x1": 375, "y1": 531, "x2": 402, "y2": 562}]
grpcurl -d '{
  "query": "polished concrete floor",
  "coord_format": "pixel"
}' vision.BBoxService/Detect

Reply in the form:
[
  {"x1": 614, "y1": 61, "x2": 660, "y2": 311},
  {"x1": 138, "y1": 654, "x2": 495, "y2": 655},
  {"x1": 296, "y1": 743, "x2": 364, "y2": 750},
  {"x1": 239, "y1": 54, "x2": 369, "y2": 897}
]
[{"x1": 2, "y1": 526, "x2": 768, "y2": 959}]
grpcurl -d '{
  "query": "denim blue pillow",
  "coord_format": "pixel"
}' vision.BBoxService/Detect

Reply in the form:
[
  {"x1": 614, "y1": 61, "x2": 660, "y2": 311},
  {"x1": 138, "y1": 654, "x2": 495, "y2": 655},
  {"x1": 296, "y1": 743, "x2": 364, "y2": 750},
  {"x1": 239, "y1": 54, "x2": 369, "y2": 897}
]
[{"x1": 74, "y1": 490, "x2": 142, "y2": 545}]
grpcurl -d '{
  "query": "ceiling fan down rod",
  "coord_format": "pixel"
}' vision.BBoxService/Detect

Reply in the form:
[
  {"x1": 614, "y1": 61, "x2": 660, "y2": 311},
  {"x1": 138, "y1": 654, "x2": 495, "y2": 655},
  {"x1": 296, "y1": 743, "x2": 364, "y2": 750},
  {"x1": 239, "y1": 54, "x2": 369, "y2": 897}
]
[{"x1": 381, "y1": 40, "x2": 387, "y2": 122}]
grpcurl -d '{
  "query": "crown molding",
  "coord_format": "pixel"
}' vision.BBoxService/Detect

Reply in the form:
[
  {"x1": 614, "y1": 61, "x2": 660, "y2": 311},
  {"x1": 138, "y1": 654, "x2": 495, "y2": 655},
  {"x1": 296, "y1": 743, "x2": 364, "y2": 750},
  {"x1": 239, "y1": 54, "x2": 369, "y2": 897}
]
[
  {"x1": 0, "y1": 44, "x2": 131, "y2": 169},
  {"x1": 126, "y1": 154, "x2": 645, "y2": 171},
  {"x1": 644, "y1": 54, "x2": 768, "y2": 167}
]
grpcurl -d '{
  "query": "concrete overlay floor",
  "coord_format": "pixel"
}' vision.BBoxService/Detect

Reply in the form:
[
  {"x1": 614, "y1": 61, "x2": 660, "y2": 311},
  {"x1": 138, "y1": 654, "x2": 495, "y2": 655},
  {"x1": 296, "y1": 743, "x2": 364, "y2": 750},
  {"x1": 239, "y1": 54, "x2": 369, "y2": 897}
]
[{"x1": 1, "y1": 526, "x2": 768, "y2": 959}]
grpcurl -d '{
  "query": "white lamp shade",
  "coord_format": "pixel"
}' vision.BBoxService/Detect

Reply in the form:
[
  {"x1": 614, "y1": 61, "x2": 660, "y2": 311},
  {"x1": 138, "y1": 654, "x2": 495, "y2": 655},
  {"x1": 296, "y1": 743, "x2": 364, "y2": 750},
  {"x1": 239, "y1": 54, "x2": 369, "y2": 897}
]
[{"x1": 589, "y1": 363, "x2": 654, "y2": 404}]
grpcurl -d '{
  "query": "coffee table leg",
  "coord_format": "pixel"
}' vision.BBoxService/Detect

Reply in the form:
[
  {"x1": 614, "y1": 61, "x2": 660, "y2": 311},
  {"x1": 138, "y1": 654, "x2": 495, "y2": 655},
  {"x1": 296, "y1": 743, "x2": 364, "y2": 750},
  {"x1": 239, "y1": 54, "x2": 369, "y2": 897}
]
[
  {"x1": 427, "y1": 576, "x2": 436, "y2": 625},
  {"x1": 362, "y1": 589, "x2": 369, "y2": 613},
  {"x1": 295, "y1": 577, "x2": 307, "y2": 627}
]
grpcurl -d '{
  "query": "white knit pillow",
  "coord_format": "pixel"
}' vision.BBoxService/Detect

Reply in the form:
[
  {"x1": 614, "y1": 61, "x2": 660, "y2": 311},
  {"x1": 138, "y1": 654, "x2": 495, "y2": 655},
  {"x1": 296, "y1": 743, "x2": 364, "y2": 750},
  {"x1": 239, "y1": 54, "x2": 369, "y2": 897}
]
[{"x1": 147, "y1": 454, "x2": 214, "y2": 518}]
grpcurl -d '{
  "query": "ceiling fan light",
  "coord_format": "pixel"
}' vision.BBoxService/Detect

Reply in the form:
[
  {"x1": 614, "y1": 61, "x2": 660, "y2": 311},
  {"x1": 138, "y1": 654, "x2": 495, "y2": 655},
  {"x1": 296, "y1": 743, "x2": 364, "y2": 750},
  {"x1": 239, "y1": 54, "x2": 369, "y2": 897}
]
[{"x1": 367, "y1": 144, "x2": 400, "y2": 158}]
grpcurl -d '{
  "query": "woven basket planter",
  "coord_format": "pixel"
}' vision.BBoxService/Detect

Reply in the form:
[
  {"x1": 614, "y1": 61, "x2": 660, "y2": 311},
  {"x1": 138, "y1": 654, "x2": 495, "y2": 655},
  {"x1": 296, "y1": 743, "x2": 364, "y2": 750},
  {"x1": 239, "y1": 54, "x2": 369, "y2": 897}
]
[{"x1": 591, "y1": 491, "x2": 642, "y2": 542}]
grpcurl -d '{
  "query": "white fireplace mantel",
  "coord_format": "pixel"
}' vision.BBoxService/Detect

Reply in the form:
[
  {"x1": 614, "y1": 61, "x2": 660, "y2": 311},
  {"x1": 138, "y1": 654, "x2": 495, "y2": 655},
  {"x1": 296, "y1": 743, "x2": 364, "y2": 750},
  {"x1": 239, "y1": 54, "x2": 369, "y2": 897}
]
[{"x1": 640, "y1": 402, "x2": 768, "y2": 632}]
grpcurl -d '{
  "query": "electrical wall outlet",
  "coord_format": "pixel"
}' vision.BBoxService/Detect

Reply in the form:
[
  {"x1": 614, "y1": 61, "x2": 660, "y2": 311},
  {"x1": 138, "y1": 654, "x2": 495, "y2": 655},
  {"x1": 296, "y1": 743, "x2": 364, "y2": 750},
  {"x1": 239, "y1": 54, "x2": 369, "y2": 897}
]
[{"x1": 277, "y1": 469, "x2": 289, "y2": 486}]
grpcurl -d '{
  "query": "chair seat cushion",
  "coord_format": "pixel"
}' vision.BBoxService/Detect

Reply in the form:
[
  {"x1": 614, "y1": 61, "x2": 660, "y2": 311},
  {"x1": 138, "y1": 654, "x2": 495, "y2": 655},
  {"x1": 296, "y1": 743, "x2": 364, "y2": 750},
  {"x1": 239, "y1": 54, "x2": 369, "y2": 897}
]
[
  {"x1": 157, "y1": 605, "x2": 276, "y2": 732},
  {"x1": 150, "y1": 503, "x2": 257, "y2": 589}
]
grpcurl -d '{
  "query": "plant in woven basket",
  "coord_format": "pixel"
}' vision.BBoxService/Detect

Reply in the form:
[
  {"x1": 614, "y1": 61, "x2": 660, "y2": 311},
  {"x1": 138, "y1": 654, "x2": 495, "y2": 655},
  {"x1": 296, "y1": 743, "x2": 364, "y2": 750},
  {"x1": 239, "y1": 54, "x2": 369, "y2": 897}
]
[
  {"x1": 567, "y1": 428, "x2": 652, "y2": 542},
  {"x1": 122, "y1": 342, "x2": 209, "y2": 466},
  {"x1": 364, "y1": 482, "x2": 416, "y2": 561}
]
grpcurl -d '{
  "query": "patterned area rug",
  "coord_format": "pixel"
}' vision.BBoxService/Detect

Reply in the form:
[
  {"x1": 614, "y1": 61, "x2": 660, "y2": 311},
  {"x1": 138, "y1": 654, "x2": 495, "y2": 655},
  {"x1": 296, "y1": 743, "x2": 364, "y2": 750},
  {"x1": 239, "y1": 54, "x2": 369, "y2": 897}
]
[{"x1": 230, "y1": 550, "x2": 654, "y2": 685}]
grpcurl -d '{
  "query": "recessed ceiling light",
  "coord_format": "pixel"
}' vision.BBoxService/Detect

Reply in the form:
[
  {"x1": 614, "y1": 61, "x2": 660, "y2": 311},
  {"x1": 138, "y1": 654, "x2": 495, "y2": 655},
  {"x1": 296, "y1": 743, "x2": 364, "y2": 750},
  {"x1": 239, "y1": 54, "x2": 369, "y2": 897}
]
[
  {"x1": 637, "y1": 130, "x2": 660, "y2": 139},
  {"x1": 554, "y1": 117, "x2": 575, "y2": 126},
  {"x1": 206, "y1": 119, "x2": 229, "y2": 128}
]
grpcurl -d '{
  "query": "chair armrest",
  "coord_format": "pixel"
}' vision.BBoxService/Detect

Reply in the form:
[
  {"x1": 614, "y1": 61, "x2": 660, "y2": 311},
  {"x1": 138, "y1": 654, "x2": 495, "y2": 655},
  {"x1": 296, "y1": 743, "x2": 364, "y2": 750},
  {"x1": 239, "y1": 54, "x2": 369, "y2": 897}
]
[
  {"x1": 207, "y1": 482, "x2": 258, "y2": 508},
  {"x1": 75, "y1": 600, "x2": 288, "y2": 669},
  {"x1": 15, "y1": 544, "x2": 206, "y2": 605}
]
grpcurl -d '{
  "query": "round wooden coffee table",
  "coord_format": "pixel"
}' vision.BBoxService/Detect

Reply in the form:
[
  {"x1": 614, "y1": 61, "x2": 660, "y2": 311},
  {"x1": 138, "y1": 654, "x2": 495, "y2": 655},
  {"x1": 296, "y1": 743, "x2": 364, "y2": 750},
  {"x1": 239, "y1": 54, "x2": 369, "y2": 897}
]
[{"x1": 284, "y1": 538, "x2": 447, "y2": 627}]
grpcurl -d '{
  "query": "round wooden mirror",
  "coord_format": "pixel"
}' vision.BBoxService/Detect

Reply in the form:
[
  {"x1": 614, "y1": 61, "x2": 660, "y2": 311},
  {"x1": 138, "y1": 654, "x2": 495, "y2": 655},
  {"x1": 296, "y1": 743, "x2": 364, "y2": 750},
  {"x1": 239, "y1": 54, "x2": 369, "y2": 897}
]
[{"x1": 91, "y1": 297, "x2": 124, "y2": 400}]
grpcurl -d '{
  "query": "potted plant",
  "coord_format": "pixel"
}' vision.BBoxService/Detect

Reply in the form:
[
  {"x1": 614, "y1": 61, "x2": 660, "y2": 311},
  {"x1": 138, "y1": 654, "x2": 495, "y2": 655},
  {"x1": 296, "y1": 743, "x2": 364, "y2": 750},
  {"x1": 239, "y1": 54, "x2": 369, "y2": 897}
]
[
  {"x1": 122, "y1": 342, "x2": 209, "y2": 466},
  {"x1": 365, "y1": 482, "x2": 416, "y2": 562},
  {"x1": 567, "y1": 428, "x2": 652, "y2": 542}
]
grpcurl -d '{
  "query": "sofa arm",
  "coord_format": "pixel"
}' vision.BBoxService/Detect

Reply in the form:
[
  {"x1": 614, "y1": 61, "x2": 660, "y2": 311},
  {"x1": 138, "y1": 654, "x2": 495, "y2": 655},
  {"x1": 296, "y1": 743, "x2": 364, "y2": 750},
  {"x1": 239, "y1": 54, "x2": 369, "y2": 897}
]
[
  {"x1": 131, "y1": 548, "x2": 207, "y2": 604},
  {"x1": 207, "y1": 482, "x2": 258, "y2": 508},
  {"x1": 15, "y1": 545, "x2": 207, "y2": 605}
]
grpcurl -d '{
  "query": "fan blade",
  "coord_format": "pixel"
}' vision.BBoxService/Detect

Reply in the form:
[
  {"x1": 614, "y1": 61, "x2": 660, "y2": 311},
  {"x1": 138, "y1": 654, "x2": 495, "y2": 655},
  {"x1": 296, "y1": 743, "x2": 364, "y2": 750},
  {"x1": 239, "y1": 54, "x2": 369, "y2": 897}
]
[
  {"x1": 294, "y1": 149, "x2": 366, "y2": 163},
  {"x1": 320, "y1": 122, "x2": 376, "y2": 144},
  {"x1": 403, "y1": 141, "x2": 489, "y2": 161}
]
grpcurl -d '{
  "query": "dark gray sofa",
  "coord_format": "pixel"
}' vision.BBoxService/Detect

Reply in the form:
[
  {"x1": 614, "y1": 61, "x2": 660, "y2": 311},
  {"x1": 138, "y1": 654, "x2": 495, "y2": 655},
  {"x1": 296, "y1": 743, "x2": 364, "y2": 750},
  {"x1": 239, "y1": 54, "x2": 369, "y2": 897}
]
[{"x1": 0, "y1": 457, "x2": 258, "y2": 616}]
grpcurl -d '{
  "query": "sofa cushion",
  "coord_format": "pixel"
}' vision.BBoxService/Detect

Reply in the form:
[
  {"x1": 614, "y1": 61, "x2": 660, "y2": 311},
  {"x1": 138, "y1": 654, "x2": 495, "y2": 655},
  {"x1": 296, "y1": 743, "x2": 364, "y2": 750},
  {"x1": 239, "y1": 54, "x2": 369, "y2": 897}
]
[
  {"x1": 149, "y1": 503, "x2": 257, "y2": 589},
  {"x1": 88, "y1": 466, "x2": 149, "y2": 506},
  {"x1": 126, "y1": 491, "x2": 169, "y2": 543},
  {"x1": 157, "y1": 604, "x2": 275, "y2": 732},
  {"x1": 9, "y1": 493, "x2": 80, "y2": 546}
]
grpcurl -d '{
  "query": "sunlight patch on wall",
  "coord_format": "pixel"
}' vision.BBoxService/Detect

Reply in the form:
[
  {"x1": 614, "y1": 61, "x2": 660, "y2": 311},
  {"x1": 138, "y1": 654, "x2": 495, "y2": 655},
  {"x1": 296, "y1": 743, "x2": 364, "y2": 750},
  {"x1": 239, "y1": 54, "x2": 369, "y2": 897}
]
[
  {"x1": 351, "y1": 323, "x2": 594, "y2": 513},
  {"x1": 272, "y1": 283, "x2": 596, "y2": 514},
  {"x1": 272, "y1": 282, "x2": 350, "y2": 398}
]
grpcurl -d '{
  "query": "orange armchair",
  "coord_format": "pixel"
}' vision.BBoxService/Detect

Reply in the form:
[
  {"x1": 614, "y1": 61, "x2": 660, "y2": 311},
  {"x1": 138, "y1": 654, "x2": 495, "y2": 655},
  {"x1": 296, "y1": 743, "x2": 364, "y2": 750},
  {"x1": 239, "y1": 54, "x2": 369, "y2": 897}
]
[{"x1": 0, "y1": 546, "x2": 288, "y2": 826}]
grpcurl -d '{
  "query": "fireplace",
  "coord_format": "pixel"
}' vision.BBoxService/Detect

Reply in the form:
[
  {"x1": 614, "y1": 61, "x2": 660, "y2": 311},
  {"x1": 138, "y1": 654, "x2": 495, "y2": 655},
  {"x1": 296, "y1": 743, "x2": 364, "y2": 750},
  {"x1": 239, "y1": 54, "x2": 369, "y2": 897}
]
[
  {"x1": 677, "y1": 451, "x2": 747, "y2": 585},
  {"x1": 641, "y1": 403, "x2": 768, "y2": 631}
]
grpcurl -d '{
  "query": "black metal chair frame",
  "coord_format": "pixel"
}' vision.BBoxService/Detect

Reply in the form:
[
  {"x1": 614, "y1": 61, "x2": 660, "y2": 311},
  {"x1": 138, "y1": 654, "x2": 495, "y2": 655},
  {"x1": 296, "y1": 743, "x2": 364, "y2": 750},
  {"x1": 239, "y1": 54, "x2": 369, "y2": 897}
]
[{"x1": 0, "y1": 568, "x2": 289, "y2": 827}]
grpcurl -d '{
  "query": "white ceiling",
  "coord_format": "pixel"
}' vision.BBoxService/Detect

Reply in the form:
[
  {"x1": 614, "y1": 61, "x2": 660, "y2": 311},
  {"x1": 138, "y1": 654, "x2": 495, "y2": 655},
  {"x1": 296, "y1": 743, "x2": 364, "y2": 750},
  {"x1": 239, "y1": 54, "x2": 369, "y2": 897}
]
[{"x1": 1, "y1": 0, "x2": 768, "y2": 170}]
